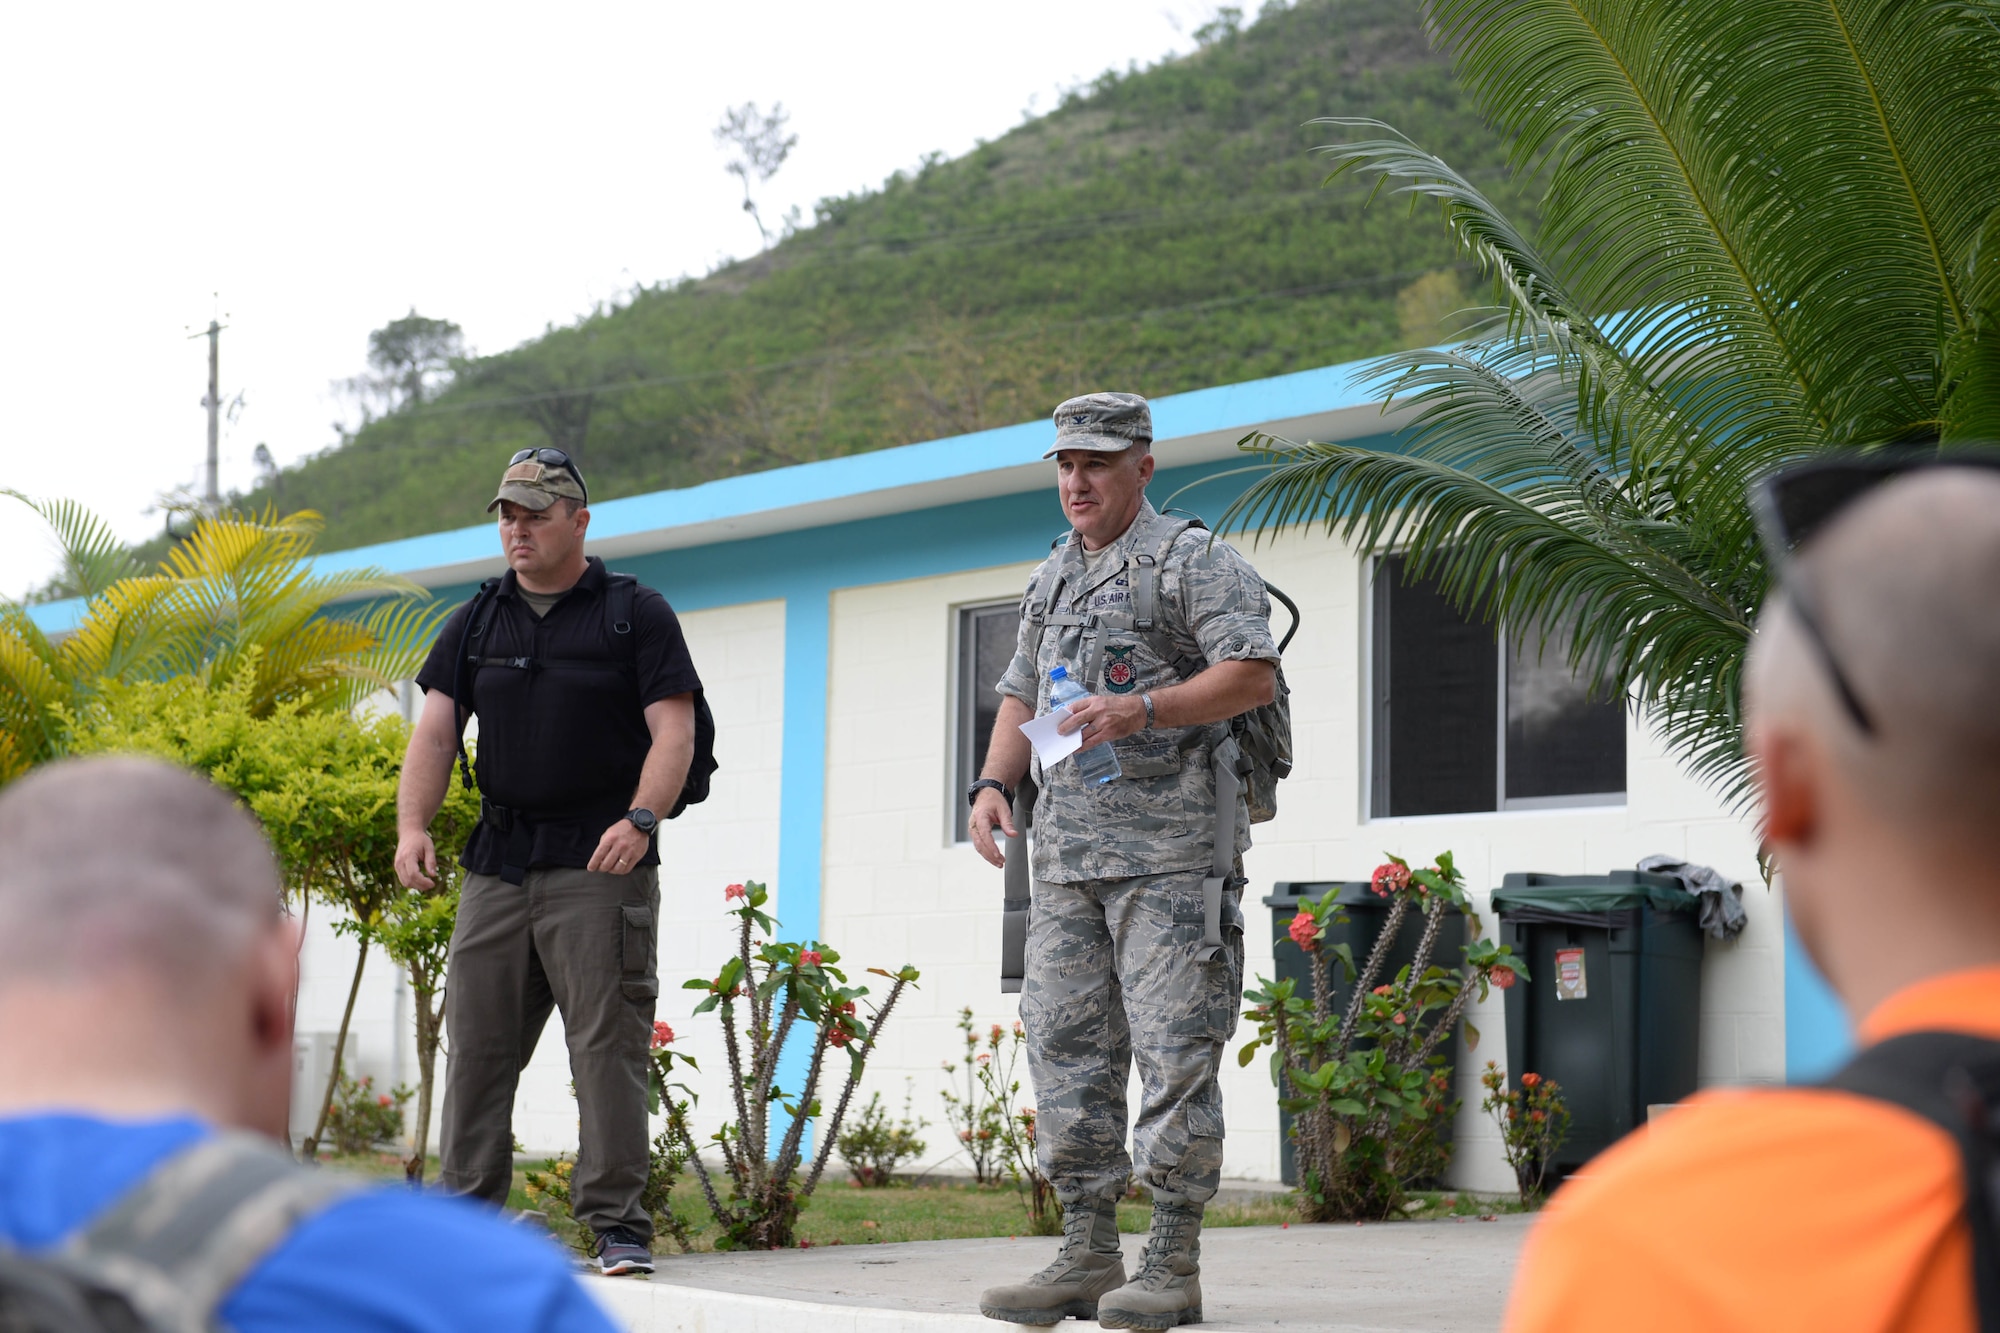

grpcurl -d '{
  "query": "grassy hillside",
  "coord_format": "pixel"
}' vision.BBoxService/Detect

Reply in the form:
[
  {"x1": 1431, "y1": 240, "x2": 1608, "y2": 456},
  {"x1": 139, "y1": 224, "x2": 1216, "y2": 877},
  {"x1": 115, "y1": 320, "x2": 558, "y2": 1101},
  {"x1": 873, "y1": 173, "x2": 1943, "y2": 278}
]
[{"x1": 253, "y1": 0, "x2": 1528, "y2": 552}]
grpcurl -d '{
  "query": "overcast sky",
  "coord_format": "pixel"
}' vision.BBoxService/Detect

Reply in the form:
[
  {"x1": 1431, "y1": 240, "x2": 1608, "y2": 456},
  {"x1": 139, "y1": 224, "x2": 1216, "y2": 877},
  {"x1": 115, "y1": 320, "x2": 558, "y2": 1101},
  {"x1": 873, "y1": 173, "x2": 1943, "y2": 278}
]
[{"x1": 0, "y1": 0, "x2": 1219, "y2": 599}]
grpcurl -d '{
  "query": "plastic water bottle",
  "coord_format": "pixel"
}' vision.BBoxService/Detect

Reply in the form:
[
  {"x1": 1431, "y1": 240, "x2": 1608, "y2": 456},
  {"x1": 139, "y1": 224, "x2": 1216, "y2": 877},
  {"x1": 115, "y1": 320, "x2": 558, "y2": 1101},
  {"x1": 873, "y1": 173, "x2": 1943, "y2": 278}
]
[{"x1": 1049, "y1": 665, "x2": 1121, "y2": 785}]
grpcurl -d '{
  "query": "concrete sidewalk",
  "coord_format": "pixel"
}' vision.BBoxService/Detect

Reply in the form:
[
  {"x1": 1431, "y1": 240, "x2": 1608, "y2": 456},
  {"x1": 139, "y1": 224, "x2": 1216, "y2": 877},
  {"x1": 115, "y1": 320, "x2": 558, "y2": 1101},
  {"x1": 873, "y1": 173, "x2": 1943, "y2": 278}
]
[{"x1": 587, "y1": 1215, "x2": 1534, "y2": 1333}]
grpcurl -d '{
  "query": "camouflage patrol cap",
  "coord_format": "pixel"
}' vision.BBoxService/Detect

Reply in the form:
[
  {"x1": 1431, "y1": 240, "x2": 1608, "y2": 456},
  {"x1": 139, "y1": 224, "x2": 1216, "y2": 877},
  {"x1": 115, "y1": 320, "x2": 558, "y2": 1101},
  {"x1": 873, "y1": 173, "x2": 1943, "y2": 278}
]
[
  {"x1": 1043, "y1": 392, "x2": 1153, "y2": 459},
  {"x1": 486, "y1": 455, "x2": 587, "y2": 513}
]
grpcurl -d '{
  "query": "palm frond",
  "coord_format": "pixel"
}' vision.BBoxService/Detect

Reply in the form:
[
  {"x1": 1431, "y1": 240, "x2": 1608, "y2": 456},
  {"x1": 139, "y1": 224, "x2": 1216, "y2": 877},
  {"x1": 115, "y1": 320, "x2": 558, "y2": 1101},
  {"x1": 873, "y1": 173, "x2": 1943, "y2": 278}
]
[
  {"x1": 1231, "y1": 0, "x2": 2000, "y2": 800},
  {"x1": 0, "y1": 502, "x2": 444, "y2": 783},
  {"x1": 1942, "y1": 207, "x2": 2000, "y2": 444},
  {"x1": 1426, "y1": 0, "x2": 2000, "y2": 442},
  {"x1": 3, "y1": 491, "x2": 145, "y2": 600},
  {"x1": 329, "y1": 597, "x2": 453, "y2": 714}
]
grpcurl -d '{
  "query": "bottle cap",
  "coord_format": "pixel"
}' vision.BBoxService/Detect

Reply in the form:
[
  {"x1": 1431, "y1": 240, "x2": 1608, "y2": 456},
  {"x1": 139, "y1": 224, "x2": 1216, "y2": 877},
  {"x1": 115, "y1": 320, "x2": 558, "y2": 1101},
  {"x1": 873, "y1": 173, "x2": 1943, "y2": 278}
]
[{"x1": 1049, "y1": 665, "x2": 1068, "y2": 680}]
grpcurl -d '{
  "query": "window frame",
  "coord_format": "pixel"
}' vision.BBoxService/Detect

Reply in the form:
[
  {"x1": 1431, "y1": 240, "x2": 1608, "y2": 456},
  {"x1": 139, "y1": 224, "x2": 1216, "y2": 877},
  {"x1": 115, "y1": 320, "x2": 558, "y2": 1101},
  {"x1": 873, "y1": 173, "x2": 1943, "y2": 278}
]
[
  {"x1": 949, "y1": 597, "x2": 1024, "y2": 845},
  {"x1": 1365, "y1": 553, "x2": 1626, "y2": 821}
]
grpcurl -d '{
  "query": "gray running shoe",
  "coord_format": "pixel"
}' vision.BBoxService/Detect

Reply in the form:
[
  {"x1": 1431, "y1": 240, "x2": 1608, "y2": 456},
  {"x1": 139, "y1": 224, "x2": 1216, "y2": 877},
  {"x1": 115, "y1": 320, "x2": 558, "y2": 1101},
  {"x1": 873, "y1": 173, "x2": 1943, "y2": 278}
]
[{"x1": 592, "y1": 1227, "x2": 655, "y2": 1276}]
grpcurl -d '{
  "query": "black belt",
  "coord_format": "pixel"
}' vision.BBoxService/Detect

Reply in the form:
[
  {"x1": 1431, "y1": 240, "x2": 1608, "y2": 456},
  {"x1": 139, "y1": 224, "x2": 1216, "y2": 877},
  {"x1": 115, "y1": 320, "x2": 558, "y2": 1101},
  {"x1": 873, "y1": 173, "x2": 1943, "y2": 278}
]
[{"x1": 481, "y1": 799, "x2": 634, "y2": 885}]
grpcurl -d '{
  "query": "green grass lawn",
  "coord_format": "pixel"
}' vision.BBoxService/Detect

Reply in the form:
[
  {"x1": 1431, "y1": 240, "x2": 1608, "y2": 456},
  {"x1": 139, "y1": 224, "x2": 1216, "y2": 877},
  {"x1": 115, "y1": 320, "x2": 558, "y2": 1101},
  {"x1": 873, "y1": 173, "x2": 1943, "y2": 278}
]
[{"x1": 325, "y1": 1151, "x2": 1527, "y2": 1256}]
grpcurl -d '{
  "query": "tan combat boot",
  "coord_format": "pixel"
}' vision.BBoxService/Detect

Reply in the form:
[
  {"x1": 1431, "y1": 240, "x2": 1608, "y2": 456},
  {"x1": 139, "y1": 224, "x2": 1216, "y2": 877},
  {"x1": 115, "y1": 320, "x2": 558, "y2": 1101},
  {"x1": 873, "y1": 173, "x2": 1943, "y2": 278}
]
[
  {"x1": 979, "y1": 1202, "x2": 1126, "y2": 1324},
  {"x1": 1095, "y1": 1201, "x2": 1202, "y2": 1330}
]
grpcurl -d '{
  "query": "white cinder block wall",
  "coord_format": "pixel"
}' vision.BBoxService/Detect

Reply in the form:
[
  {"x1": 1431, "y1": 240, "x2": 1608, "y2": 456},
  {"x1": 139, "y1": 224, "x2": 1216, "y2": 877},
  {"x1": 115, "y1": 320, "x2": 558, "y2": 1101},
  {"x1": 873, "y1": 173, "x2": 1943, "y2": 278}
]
[{"x1": 817, "y1": 527, "x2": 1776, "y2": 1193}]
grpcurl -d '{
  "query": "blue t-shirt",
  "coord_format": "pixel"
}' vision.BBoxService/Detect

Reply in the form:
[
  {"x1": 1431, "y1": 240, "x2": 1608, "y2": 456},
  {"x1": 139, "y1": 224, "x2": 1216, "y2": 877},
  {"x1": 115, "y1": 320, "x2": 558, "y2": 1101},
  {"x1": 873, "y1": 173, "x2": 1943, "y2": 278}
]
[{"x1": 0, "y1": 1114, "x2": 618, "y2": 1333}]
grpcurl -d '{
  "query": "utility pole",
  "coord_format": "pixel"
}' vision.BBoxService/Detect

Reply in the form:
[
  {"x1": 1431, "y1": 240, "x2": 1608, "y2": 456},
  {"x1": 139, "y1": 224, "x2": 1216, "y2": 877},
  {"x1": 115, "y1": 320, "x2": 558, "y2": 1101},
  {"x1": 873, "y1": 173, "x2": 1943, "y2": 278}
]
[{"x1": 199, "y1": 318, "x2": 223, "y2": 510}]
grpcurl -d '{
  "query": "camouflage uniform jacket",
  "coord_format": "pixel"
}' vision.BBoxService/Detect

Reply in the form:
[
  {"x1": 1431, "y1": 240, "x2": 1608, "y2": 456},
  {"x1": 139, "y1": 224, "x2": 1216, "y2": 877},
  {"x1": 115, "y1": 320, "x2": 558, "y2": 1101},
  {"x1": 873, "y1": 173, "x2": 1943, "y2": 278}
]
[{"x1": 997, "y1": 500, "x2": 1279, "y2": 883}]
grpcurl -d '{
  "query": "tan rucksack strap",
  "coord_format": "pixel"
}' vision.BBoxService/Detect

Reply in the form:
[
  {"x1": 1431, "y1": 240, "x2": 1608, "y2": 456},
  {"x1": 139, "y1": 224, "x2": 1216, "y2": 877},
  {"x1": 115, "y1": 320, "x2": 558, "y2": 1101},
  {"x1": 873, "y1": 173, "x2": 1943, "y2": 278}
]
[
  {"x1": 1197, "y1": 736, "x2": 1250, "y2": 964},
  {"x1": 1001, "y1": 779, "x2": 1036, "y2": 994},
  {"x1": 53, "y1": 1133, "x2": 358, "y2": 1333}
]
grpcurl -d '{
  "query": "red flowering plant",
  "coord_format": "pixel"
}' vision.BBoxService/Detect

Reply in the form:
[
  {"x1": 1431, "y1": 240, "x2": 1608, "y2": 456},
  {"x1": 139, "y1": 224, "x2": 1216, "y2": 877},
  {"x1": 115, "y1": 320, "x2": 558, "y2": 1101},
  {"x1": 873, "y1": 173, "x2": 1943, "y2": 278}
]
[
  {"x1": 323, "y1": 1072, "x2": 413, "y2": 1156},
  {"x1": 964, "y1": 1016, "x2": 1058, "y2": 1236},
  {"x1": 671, "y1": 879, "x2": 920, "y2": 1250},
  {"x1": 644, "y1": 1020, "x2": 699, "y2": 1115},
  {"x1": 1480, "y1": 1063, "x2": 1572, "y2": 1204},
  {"x1": 1239, "y1": 851, "x2": 1529, "y2": 1221},
  {"x1": 938, "y1": 1008, "x2": 1012, "y2": 1184}
]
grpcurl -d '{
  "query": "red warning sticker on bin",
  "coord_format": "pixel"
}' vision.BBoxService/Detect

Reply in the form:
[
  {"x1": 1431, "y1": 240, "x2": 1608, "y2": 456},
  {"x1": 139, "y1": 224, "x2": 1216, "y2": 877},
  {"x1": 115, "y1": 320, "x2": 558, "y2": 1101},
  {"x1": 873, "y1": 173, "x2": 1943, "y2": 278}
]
[{"x1": 1555, "y1": 947, "x2": 1587, "y2": 1001}]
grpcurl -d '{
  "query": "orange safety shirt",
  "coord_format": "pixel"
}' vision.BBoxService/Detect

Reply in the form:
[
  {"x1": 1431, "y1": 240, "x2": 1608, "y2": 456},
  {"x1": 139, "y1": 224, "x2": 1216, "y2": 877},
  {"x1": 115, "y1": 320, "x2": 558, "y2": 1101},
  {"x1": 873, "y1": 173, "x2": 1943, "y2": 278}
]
[{"x1": 1505, "y1": 965, "x2": 2000, "y2": 1333}]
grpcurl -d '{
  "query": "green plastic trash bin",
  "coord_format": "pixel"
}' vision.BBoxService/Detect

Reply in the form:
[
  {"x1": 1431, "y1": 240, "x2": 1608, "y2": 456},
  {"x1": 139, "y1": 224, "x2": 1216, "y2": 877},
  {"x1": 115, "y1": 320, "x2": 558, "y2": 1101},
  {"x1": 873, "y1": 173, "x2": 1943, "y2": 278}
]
[
  {"x1": 1493, "y1": 870, "x2": 1704, "y2": 1176},
  {"x1": 1263, "y1": 881, "x2": 1466, "y2": 1186}
]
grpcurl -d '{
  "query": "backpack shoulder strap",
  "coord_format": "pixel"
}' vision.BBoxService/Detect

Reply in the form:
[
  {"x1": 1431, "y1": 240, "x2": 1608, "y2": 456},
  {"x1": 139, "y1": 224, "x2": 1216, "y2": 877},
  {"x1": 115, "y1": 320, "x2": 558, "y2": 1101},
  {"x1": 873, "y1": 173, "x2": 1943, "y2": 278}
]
[
  {"x1": 604, "y1": 572, "x2": 637, "y2": 648},
  {"x1": 1822, "y1": 1031, "x2": 2000, "y2": 1330},
  {"x1": 599, "y1": 572, "x2": 717, "y2": 819},
  {"x1": 1022, "y1": 535, "x2": 1073, "y2": 629},
  {"x1": 1131, "y1": 514, "x2": 1208, "y2": 681},
  {"x1": 55, "y1": 1133, "x2": 358, "y2": 1333},
  {"x1": 453, "y1": 578, "x2": 504, "y2": 791}
]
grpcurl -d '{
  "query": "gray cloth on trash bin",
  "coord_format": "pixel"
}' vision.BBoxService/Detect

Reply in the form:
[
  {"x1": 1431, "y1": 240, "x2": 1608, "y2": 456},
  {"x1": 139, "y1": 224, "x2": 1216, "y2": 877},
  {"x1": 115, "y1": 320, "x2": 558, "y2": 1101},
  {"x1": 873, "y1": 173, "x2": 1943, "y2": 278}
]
[{"x1": 1637, "y1": 855, "x2": 1746, "y2": 941}]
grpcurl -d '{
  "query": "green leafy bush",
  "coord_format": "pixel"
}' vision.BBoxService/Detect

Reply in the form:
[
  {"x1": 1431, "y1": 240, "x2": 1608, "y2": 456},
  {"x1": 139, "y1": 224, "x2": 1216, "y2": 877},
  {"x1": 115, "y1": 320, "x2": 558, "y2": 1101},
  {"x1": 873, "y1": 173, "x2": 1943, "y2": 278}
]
[
  {"x1": 62, "y1": 662, "x2": 480, "y2": 1164},
  {"x1": 324, "y1": 1074, "x2": 411, "y2": 1156},
  {"x1": 526, "y1": 1117, "x2": 699, "y2": 1256},
  {"x1": 838, "y1": 1085, "x2": 928, "y2": 1188}
]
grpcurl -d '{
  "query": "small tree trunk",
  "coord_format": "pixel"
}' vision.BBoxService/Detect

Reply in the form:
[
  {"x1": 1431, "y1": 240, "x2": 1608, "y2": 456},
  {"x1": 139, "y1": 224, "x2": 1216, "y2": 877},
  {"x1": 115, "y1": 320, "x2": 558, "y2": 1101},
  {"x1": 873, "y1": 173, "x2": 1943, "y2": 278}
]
[
  {"x1": 303, "y1": 933, "x2": 368, "y2": 1161},
  {"x1": 405, "y1": 973, "x2": 440, "y2": 1183}
]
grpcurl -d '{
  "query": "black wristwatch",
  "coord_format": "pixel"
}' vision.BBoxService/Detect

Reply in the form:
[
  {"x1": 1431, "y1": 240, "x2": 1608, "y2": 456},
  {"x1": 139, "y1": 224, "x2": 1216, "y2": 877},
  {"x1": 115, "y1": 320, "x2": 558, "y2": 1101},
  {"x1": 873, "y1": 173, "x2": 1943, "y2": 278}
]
[
  {"x1": 966, "y1": 778, "x2": 1014, "y2": 809},
  {"x1": 625, "y1": 808, "x2": 659, "y2": 835}
]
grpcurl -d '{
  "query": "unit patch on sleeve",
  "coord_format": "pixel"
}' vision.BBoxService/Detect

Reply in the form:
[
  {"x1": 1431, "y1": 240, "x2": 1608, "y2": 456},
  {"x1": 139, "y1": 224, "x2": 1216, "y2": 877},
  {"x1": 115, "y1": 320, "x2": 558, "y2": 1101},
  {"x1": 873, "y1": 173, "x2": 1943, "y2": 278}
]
[{"x1": 1103, "y1": 644, "x2": 1139, "y2": 693}]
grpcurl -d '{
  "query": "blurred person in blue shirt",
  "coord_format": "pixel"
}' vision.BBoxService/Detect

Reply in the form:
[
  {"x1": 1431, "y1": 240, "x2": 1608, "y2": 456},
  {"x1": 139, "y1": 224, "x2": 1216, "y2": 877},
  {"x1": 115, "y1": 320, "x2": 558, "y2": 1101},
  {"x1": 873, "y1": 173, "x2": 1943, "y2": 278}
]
[{"x1": 0, "y1": 756, "x2": 617, "y2": 1333}]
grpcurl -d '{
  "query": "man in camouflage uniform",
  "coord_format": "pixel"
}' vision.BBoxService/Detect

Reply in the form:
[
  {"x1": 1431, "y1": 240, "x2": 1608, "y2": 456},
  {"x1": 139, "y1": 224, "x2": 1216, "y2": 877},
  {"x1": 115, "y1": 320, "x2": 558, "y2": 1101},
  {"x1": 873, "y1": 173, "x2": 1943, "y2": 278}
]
[{"x1": 968, "y1": 393, "x2": 1279, "y2": 1331}]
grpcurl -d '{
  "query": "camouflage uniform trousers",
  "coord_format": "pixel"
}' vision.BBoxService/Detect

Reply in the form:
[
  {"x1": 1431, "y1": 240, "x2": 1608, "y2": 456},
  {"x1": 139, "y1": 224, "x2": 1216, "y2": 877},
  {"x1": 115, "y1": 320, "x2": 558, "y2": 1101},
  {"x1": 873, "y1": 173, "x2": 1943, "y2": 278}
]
[{"x1": 1020, "y1": 867, "x2": 1246, "y2": 1209}]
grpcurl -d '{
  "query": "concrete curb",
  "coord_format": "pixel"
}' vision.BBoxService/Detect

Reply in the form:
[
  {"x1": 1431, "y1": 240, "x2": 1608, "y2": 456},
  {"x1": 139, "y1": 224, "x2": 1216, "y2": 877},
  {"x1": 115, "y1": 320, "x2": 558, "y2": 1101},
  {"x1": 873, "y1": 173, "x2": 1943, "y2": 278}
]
[{"x1": 588, "y1": 1280, "x2": 1003, "y2": 1333}]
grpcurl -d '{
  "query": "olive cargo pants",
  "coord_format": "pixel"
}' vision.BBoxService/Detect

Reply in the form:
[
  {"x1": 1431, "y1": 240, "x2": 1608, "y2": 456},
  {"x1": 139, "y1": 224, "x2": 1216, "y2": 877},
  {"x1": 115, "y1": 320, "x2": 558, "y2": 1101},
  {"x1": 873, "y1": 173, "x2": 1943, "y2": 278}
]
[
  {"x1": 1019, "y1": 869, "x2": 1246, "y2": 1210},
  {"x1": 439, "y1": 865, "x2": 660, "y2": 1242}
]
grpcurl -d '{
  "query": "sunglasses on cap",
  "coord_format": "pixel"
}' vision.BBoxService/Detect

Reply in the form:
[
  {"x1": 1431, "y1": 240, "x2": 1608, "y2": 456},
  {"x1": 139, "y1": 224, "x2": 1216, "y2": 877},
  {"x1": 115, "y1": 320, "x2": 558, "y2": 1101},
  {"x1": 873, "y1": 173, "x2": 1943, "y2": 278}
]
[
  {"x1": 1750, "y1": 449, "x2": 2000, "y2": 736},
  {"x1": 509, "y1": 447, "x2": 589, "y2": 505}
]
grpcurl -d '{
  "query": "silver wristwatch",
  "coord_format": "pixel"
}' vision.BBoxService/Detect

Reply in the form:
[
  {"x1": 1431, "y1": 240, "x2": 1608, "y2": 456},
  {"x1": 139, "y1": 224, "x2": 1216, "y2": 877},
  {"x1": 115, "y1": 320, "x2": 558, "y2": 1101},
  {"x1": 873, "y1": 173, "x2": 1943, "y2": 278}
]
[{"x1": 1141, "y1": 692, "x2": 1156, "y2": 730}]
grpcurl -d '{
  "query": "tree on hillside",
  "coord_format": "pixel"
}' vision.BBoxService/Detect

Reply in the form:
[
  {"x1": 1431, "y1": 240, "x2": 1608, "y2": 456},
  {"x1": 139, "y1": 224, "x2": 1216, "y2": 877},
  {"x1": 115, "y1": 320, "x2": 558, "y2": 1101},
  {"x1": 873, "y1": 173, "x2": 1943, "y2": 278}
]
[
  {"x1": 1222, "y1": 0, "x2": 2000, "y2": 800},
  {"x1": 0, "y1": 499, "x2": 442, "y2": 783},
  {"x1": 465, "y1": 333, "x2": 644, "y2": 465},
  {"x1": 337, "y1": 311, "x2": 466, "y2": 427},
  {"x1": 368, "y1": 311, "x2": 465, "y2": 409},
  {"x1": 715, "y1": 101, "x2": 797, "y2": 249}
]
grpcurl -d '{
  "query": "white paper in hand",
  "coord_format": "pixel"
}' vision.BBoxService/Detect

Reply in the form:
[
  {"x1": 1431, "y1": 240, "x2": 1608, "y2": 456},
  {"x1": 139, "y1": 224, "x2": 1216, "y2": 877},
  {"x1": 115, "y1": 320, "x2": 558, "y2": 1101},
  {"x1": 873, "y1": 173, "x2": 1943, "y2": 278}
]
[{"x1": 1019, "y1": 707, "x2": 1083, "y2": 769}]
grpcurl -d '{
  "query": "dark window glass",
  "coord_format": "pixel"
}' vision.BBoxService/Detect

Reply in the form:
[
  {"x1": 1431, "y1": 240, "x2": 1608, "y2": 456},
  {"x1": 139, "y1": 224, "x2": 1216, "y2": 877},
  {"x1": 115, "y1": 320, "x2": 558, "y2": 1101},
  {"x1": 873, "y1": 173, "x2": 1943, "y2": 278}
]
[
  {"x1": 1374, "y1": 554, "x2": 1499, "y2": 817},
  {"x1": 955, "y1": 603, "x2": 1021, "y2": 841},
  {"x1": 1504, "y1": 622, "x2": 1625, "y2": 802},
  {"x1": 1372, "y1": 555, "x2": 1625, "y2": 817}
]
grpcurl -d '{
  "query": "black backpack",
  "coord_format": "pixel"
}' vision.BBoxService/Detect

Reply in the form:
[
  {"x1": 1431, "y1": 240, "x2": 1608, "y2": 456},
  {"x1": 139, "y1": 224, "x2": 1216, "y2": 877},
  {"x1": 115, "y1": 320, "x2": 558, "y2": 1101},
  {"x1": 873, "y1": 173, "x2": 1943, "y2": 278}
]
[
  {"x1": 0, "y1": 1134, "x2": 353, "y2": 1333},
  {"x1": 1823, "y1": 1031, "x2": 2000, "y2": 1328},
  {"x1": 451, "y1": 570, "x2": 719, "y2": 819}
]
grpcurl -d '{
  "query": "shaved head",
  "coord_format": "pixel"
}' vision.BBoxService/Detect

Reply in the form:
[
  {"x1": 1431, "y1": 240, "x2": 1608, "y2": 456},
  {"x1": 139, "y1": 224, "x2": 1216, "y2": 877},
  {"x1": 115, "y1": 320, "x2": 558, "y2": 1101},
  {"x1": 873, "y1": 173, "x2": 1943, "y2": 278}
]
[
  {"x1": 1755, "y1": 468, "x2": 2000, "y2": 837},
  {"x1": 0, "y1": 757, "x2": 281, "y2": 990},
  {"x1": 1748, "y1": 466, "x2": 2000, "y2": 1017}
]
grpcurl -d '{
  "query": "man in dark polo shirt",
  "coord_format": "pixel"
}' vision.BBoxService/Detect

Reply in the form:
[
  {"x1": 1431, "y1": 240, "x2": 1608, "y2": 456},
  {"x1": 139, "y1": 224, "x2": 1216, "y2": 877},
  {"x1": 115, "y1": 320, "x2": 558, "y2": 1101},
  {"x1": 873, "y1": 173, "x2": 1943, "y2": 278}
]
[{"x1": 395, "y1": 448, "x2": 700, "y2": 1276}]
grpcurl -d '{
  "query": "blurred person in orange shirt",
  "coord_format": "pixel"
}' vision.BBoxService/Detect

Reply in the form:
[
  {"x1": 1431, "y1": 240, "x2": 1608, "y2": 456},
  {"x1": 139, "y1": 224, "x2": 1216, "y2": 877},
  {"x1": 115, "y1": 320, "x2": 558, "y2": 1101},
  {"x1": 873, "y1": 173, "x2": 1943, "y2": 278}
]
[{"x1": 1506, "y1": 457, "x2": 2000, "y2": 1333}]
